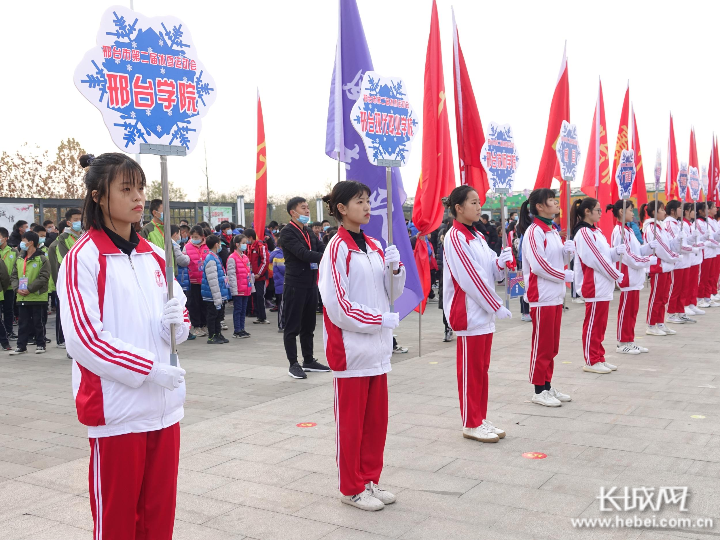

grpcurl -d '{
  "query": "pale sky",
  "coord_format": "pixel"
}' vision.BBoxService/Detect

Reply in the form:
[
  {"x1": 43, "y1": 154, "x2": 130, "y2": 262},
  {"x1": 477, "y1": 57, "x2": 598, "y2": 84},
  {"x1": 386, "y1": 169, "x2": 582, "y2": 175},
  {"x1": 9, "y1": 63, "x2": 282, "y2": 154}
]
[{"x1": 1, "y1": 0, "x2": 718, "y2": 203}]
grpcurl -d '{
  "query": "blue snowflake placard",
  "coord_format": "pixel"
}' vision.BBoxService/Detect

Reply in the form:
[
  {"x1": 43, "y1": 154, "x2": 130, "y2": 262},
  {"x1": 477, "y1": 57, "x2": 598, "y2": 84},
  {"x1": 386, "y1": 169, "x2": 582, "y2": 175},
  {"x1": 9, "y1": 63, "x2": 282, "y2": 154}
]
[
  {"x1": 614, "y1": 149, "x2": 636, "y2": 200},
  {"x1": 677, "y1": 162, "x2": 689, "y2": 201},
  {"x1": 350, "y1": 71, "x2": 418, "y2": 166},
  {"x1": 688, "y1": 166, "x2": 701, "y2": 202},
  {"x1": 555, "y1": 121, "x2": 581, "y2": 181},
  {"x1": 73, "y1": 6, "x2": 217, "y2": 155},
  {"x1": 701, "y1": 165, "x2": 709, "y2": 197},
  {"x1": 654, "y1": 150, "x2": 662, "y2": 191},
  {"x1": 480, "y1": 123, "x2": 520, "y2": 194}
]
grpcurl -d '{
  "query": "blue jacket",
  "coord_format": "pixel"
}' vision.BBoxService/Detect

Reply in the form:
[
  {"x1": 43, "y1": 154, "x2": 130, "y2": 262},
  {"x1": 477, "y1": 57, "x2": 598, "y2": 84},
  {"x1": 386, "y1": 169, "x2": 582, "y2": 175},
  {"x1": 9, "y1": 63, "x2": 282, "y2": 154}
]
[
  {"x1": 177, "y1": 265, "x2": 191, "y2": 291},
  {"x1": 269, "y1": 247, "x2": 285, "y2": 294},
  {"x1": 201, "y1": 252, "x2": 230, "y2": 305}
]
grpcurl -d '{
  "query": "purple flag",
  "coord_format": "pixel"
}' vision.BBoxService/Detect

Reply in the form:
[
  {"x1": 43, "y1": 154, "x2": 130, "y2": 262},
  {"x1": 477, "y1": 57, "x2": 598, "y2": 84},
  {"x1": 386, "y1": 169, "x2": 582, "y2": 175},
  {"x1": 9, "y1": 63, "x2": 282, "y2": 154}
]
[{"x1": 325, "y1": 0, "x2": 423, "y2": 319}]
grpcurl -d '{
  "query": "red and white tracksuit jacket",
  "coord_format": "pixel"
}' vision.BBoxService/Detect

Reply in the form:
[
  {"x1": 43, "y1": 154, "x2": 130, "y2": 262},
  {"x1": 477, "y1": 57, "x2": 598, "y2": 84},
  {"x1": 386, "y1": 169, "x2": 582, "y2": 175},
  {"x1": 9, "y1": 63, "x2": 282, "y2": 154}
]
[
  {"x1": 610, "y1": 224, "x2": 653, "y2": 291},
  {"x1": 642, "y1": 219, "x2": 679, "y2": 274},
  {"x1": 443, "y1": 221, "x2": 505, "y2": 336},
  {"x1": 443, "y1": 221, "x2": 505, "y2": 429},
  {"x1": 57, "y1": 228, "x2": 190, "y2": 438},
  {"x1": 695, "y1": 217, "x2": 720, "y2": 299},
  {"x1": 318, "y1": 227, "x2": 406, "y2": 378},
  {"x1": 521, "y1": 218, "x2": 570, "y2": 307},
  {"x1": 663, "y1": 217, "x2": 694, "y2": 269},
  {"x1": 573, "y1": 224, "x2": 622, "y2": 302},
  {"x1": 694, "y1": 217, "x2": 720, "y2": 260}
]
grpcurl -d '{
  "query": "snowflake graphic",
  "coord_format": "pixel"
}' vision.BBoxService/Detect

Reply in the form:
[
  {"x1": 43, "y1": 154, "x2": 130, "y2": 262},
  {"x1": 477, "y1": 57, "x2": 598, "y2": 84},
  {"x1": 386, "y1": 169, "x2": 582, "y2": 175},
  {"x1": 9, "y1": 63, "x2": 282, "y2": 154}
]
[
  {"x1": 131, "y1": 41, "x2": 137, "y2": 48},
  {"x1": 147, "y1": 46, "x2": 153, "y2": 53},
  {"x1": 115, "y1": 59, "x2": 120, "y2": 64},
  {"x1": 126, "y1": 64, "x2": 132, "y2": 71},
  {"x1": 130, "y1": 111, "x2": 136, "y2": 119},
  {"x1": 555, "y1": 121, "x2": 581, "y2": 180},
  {"x1": 79, "y1": 60, "x2": 107, "y2": 103},
  {"x1": 480, "y1": 123, "x2": 520, "y2": 193},
  {"x1": 160, "y1": 67, "x2": 165, "y2": 74},
  {"x1": 157, "y1": 125, "x2": 162, "y2": 132},
  {"x1": 145, "y1": 110, "x2": 152, "y2": 116}
]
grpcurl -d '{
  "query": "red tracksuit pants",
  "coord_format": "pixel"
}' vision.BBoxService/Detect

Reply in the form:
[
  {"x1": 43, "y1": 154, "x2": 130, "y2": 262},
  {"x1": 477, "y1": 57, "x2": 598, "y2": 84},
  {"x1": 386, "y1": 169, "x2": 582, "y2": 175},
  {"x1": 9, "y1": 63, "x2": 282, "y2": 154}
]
[
  {"x1": 617, "y1": 290, "x2": 640, "y2": 342},
  {"x1": 334, "y1": 374, "x2": 388, "y2": 496},
  {"x1": 529, "y1": 304, "x2": 562, "y2": 385},
  {"x1": 582, "y1": 300, "x2": 609, "y2": 366},
  {"x1": 668, "y1": 268, "x2": 686, "y2": 314},
  {"x1": 698, "y1": 257, "x2": 717, "y2": 299},
  {"x1": 457, "y1": 334, "x2": 493, "y2": 428},
  {"x1": 89, "y1": 423, "x2": 180, "y2": 540},
  {"x1": 683, "y1": 264, "x2": 700, "y2": 307},
  {"x1": 712, "y1": 257, "x2": 720, "y2": 295},
  {"x1": 646, "y1": 272, "x2": 671, "y2": 326}
]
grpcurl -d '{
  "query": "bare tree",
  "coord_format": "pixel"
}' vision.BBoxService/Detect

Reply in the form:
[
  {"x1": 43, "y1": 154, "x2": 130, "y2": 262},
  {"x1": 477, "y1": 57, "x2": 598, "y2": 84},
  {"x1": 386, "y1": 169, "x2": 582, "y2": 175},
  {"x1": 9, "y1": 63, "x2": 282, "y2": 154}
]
[{"x1": 146, "y1": 179, "x2": 187, "y2": 201}]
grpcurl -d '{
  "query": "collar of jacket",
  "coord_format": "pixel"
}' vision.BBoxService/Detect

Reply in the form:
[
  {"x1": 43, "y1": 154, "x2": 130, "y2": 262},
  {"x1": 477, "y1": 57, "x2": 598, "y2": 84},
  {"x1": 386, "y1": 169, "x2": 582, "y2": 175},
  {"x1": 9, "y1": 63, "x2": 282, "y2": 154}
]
[
  {"x1": 532, "y1": 217, "x2": 552, "y2": 232},
  {"x1": 89, "y1": 228, "x2": 156, "y2": 256},
  {"x1": 572, "y1": 220, "x2": 597, "y2": 236},
  {"x1": 452, "y1": 219, "x2": 479, "y2": 242},
  {"x1": 336, "y1": 226, "x2": 381, "y2": 254}
]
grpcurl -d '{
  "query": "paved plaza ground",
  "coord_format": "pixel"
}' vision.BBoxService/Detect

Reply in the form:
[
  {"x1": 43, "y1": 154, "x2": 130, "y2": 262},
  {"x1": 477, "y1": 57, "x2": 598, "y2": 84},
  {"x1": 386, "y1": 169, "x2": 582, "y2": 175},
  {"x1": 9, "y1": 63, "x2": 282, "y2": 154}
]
[{"x1": 0, "y1": 286, "x2": 718, "y2": 539}]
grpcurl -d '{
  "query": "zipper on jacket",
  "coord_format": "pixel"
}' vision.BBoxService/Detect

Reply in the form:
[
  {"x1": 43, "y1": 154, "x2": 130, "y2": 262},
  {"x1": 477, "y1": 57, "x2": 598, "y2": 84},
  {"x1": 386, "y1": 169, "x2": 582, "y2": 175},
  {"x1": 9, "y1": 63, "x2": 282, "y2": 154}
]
[
  {"x1": 365, "y1": 251, "x2": 385, "y2": 355},
  {"x1": 128, "y1": 254, "x2": 167, "y2": 427}
]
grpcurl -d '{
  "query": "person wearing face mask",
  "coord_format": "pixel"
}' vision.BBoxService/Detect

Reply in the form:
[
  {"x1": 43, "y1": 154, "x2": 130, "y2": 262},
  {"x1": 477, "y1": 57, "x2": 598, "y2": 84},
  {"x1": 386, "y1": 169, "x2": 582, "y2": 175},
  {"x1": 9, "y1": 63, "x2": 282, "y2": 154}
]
[
  {"x1": 8, "y1": 220, "x2": 28, "y2": 249},
  {"x1": 227, "y1": 235, "x2": 253, "y2": 338},
  {"x1": 183, "y1": 225, "x2": 210, "y2": 337},
  {"x1": 0, "y1": 228, "x2": 17, "y2": 344},
  {"x1": 278, "y1": 196, "x2": 329, "y2": 379},
  {"x1": 33, "y1": 225, "x2": 53, "y2": 346},
  {"x1": 218, "y1": 222, "x2": 234, "y2": 267},
  {"x1": 47, "y1": 208, "x2": 83, "y2": 349},
  {"x1": 200, "y1": 235, "x2": 230, "y2": 344},
  {"x1": 140, "y1": 199, "x2": 169, "y2": 251},
  {"x1": 178, "y1": 224, "x2": 191, "y2": 249},
  {"x1": 10, "y1": 231, "x2": 50, "y2": 355},
  {"x1": 43, "y1": 221, "x2": 58, "y2": 245}
]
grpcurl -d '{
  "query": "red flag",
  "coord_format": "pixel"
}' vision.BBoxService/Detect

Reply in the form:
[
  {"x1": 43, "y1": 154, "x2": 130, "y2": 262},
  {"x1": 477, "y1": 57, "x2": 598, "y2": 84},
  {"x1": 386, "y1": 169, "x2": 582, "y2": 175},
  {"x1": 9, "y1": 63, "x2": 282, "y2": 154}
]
[
  {"x1": 630, "y1": 106, "x2": 647, "y2": 206},
  {"x1": 255, "y1": 91, "x2": 267, "y2": 234},
  {"x1": 413, "y1": 0, "x2": 455, "y2": 314},
  {"x1": 689, "y1": 127, "x2": 699, "y2": 201},
  {"x1": 581, "y1": 79, "x2": 613, "y2": 240},
  {"x1": 413, "y1": 237, "x2": 431, "y2": 314},
  {"x1": 533, "y1": 45, "x2": 570, "y2": 232},
  {"x1": 665, "y1": 114, "x2": 679, "y2": 201},
  {"x1": 451, "y1": 9, "x2": 489, "y2": 205},
  {"x1": 610, "y1": 84, "x2": 630, "y2": 203},
  {"x1": 710, "y1": 135, "x2": 719, "y2": 204}
]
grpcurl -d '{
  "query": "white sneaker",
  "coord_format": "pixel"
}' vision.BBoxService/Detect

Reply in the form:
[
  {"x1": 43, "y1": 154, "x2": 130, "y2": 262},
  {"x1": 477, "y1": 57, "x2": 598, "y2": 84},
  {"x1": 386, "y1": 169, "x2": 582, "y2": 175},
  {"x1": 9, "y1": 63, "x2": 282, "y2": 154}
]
[
  {"x1": 645, "y1": 325, "x2": 667, "y2": 336},
  {"x1": 549, "y1": 387, "x2": 572, "y2": 402},
  {"x1": 631, "y1": 343, "x2": 649, "y2": 353},
  {"x1": 221, "y1": 322, "x2": 229, "y2": 331},
  {"x1": 462, "y1": 425, "x2": 499, "y2": 443},
  {"x1": 341, "y1": 491, "x2": 384, "y2": 511},
  {"x1": 365, "y1": 482, "x2": 396, "y2": 505},
  {"x1": 657, "y1": 323, "x2": 676, "y2": 335},
  {"x1": 482, "y1": 419, "x2": 506, "y2": 438},
  {"x1": 583, "y1": 362, "x2": 612, "y2": 374},
  {"x1": 604, "y1": 361, "x2": 618, "y2": 371},
  {"x1": 689, "y1": 305, "x2": 706, "y2": 315},
  {"x1": 531, "y1": 390, "x2": 562, "y2": 407},
  {"x1": 616, "y1": 343, "x2": 641, "y2": 355},
  {"x1": 572, "y1": 297, "x2": 585, "y2": 304},
  {"x1": 520, "y1": 314, "x2": 532, "y2": 322},
  {"x1": 697, "y1": 300, "x2": 711, "y2": 309},
  {"x1": 711, "y1": 294, "x2": 720, "y2": 302},
  {"x1": 680, "y1": 314, "x2": 697, "y2": 324},
  {"x1": 710, "y1": 301, "x2": 720, "y2": 308},
  {"x1": 666, "y1": 314, "x2": 686, "y2": 324}
]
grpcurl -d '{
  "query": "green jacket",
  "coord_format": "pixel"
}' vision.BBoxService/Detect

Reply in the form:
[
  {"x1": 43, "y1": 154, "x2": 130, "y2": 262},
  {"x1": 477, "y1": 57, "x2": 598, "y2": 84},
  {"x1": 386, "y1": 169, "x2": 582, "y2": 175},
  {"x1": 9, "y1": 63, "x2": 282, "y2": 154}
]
[
  {"x1": 0, "y1": 260, "x2": 10, "y2": 301},
  {"x1": 11, "y1": 252, "x2": 50, "y2": 303},
  {"x1": 0, "y1": 245, "x2": 17, "y2": 292},
  {"x1": 48, "y1": 230, "x2": 81, "y2": 285},
  {"x1": 141, "y1": 221, "x2": 176, "y2": 271},
  {"x1": 39, "y1": 245, "x2": 55, "y2": 294}
]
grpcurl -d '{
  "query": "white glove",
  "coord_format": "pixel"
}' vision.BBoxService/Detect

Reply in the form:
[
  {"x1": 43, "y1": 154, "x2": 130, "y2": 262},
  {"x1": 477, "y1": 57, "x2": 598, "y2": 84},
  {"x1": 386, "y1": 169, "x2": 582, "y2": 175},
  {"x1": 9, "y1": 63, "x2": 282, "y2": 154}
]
[
  {"x1": 648, "y1": 240, "x2": 658, "y2": 250},
  {"x1": 564, "y1": 269, "x2": 574, "y2": 282},
  {"x1": 563, "y1": 239, "x2": 576, "y2": 254},
  {"x1": 497, "y1": 247, "x2": 513, "y2": 268},
  {"x1": 495, "y1": 306, "x2": 512, "y2": 319},
  {"x1": 616, "y1": 272, "x2": 624, "y2": 284},
  {"x1": 161, "y1": 298, "x2": 185, "y2": 331},
  {"x1": 148, "y1": 363, "x2": 186, "y2": 391},
  {"x1": 615, "y1": 244, "x2": 626, "y2": 255},
  {"x1": 649, "y1": 256, "x2": 658, "y2": 266},
  {"x1": 384, "y1": 245, "x2": 401, "y2": 270},
  {"x1": 381, "y1": 312, "x2": 400, "y2": 329},
  {"x1": 670, "y1": 238, "x2": 682, "y2": 252}
]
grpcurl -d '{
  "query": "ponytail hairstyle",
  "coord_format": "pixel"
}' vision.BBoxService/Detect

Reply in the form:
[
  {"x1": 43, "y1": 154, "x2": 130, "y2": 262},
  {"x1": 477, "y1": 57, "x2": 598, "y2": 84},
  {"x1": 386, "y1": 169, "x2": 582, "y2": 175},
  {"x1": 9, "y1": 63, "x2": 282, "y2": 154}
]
[
  {"x1": 442, "y1": 185, "x2": 478, "y2": 218},
  {"x1": 570, "y1": 197, "x2": 599, "y2": 228},
  {"x1": 695, "y1": 202, "x2": 707, "y2": 218},
  {"x1": 683, "y1": 202, "x2": 696, "y2": 218},
  {"x1": 517, "y1": 188, "x2": 555, "y2": 235},
  {"x1": 605, "y1": 199, "x2": 634, "y2": 219},
  {"x1": 665, "y1": 199, "x2": 682, "y2": 217},
  {"x1": 639, "y1": 201, "x2": 664, "y2": 221},
  {"x1": 80, "y1": 153, "x2": 146, "y2": 231},
  {"x1": 323, "y1": 180, "x2": 371, "y2": 223}
]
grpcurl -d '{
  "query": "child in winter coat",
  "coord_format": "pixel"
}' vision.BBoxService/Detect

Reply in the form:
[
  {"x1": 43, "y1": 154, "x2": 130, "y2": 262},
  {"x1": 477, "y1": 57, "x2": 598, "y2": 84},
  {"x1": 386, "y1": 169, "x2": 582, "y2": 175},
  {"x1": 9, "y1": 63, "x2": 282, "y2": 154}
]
[
  {"x1": 227, "y1": 235, "x2": 253, "y2": 338},
  {"x1": 201, "y1": 235, "x2": 230, "y2": 344},
  {"x1": 269, "y1": 239, "x2": 285, "y2": 331}
]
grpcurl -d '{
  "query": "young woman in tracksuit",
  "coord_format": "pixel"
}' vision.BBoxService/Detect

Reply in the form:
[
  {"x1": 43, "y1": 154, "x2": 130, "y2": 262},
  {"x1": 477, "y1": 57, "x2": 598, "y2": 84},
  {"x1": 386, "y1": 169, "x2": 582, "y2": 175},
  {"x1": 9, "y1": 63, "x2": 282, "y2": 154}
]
[
  {"x1": 442, "y1": 186, "x2": 514, "y2": 442},
  {"x1": 664, "y1": 200, "x2": 696, "y2": 324},
  {"x1": 682, "y1": 203, "x2": 705, "y2": 316},
  {"x1": 517, "y1": 188, "x2": 575, "y2": 407},
  {"x1": 607, "y1": 200, "x2": 656, "y2": 354},
  {"x1": 571, "y1": 197, "x2": 624, "y2": 374},
  {"x1": 58, "y1": 153, "x2": 189, "y2": 540},
  {"x1": 318, "y1": 181, "x2": 405, "y2": 512},
  {"x1": 706, "y1": 202, "x2": 720, "y2": 302},
  {"x1": 640, "y1": 201, "x2": 679, "y2": 336},
  {"x1": 693, "y1": 202, "x2": 720, "y2": 307}
]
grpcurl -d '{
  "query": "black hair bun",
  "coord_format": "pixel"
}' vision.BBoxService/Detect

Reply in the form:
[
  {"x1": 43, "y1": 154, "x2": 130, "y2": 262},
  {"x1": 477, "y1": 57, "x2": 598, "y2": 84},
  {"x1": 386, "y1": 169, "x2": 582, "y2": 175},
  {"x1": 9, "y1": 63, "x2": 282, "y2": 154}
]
[
  {"x1": 442, "y1": 197, "x2": 451, "y2": 208},
  {"x1": 79, "y1": 154, "x2": 95, "y2": 168}
]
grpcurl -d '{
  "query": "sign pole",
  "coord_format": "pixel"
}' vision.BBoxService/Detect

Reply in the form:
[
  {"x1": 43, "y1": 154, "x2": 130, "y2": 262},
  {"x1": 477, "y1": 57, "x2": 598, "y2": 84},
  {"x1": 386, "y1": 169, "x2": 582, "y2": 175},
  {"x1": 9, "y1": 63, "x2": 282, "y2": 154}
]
[
  {"x1": 386, "y1": 166, "x2": 394, "y2": 313},
  {"x1": 337, "y1": 151, "x2": 342, "y2": 184},
  {"x1": 418, "y1": 306, "x2": 422, "y2": 357},
  {"x1": 621, "y1": 198, "x2": 627, "y2": 245},
  {"x1": 500, "y1": 194, "x2": 509, "y2": 309},
  {"x1": 566, "y1": 177, "x2": 572, "y2": 237}
]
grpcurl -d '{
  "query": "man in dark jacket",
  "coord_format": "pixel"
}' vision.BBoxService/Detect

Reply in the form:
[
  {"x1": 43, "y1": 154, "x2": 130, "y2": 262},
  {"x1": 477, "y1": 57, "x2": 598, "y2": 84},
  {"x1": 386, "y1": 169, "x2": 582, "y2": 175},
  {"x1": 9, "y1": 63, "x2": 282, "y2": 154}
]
[
  {"x1": 476, "y1": 214, "x2": 501, "y2": 254},
  {"x1": 278, "y1": 197, "x2": 330, "y2": 379}
]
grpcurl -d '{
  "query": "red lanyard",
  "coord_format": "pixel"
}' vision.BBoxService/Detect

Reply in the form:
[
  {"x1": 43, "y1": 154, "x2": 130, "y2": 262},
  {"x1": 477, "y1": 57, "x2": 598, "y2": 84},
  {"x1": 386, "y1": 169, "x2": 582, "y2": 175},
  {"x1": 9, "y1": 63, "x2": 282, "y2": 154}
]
[
  {"x1": 290, "y1": 221, "x2": 311, "y2": 249},
  {"x1": 22, "y1": 257, "x2": 28, "y2": 277}
]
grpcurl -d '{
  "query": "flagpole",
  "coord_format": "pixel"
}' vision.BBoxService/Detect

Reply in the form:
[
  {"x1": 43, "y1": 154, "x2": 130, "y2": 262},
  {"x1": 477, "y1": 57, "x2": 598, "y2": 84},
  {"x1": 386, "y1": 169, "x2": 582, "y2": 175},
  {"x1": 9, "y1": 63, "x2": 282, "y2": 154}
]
[
  {"x1": 337, "y1": 151, "x2": 341, "y2": 184},
  {"x1": 595, "y1": 79, "x2": 600, "y2": 200},
  {"x1": 419, "y1": 307, "x2": 422, "y2": 357}
]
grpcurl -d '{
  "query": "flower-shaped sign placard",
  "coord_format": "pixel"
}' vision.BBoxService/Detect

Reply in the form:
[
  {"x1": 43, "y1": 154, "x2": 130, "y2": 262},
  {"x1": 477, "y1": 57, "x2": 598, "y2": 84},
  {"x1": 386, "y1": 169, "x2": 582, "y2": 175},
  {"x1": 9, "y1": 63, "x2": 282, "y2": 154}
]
[
  {"x1": 654, "y1": 150, "x2": 662, "y2": 191},
  {"x1": 688, "y1": 166, "x2": 701, "y2": 202},
  {"x1": 74, "y1": 5, "x2": 217, "y2": 155},
  {"x1": 614, "y1": 149, "x2": 636, "y2": 200},
  {"x1": 350, "y1": 71, "x2": 418, "y2": 166},
  {"x1": 555, "y1": 121, "x2": 581, "y2": 181},
  {"x1": 677, "y1": 162, "x2": 689, "y2": 201},
  {"x1": 480, "y1": 122, "x2": 519, "y2": 195},
  {"x1": 701, "y1": 165, "x2": 709, "y2": 197}
]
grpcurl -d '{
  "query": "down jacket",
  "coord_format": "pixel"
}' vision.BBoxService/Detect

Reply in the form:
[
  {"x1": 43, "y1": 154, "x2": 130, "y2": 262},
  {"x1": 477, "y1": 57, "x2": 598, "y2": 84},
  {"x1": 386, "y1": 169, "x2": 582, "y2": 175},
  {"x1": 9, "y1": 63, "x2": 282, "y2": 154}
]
[
  {"x1": 227, "y1": 251, "x2": 253, "y2": 296},
  {"x1": 201, "y1": 252, "x2": 230, "y2": 306}
]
